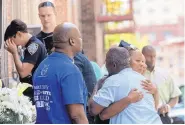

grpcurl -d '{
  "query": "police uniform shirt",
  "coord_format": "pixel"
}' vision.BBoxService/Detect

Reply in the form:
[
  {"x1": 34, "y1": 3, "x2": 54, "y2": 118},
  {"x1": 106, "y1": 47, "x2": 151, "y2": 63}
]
[
  {"x1": 23, "y1": 36, "x2": 47, "y2": 76},
  {"x1": 23, "y1": 36, "x2": 47, "y2": 74},
  {"x1": 37, "y1": 31, "x2": 53, "y2": 54}
]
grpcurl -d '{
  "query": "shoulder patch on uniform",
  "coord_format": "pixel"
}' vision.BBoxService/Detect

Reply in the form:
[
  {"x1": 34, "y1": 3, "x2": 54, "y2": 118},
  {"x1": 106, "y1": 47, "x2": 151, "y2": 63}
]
[{"x1": 27, "y1": 43, "x2": 39, "y2": 55}]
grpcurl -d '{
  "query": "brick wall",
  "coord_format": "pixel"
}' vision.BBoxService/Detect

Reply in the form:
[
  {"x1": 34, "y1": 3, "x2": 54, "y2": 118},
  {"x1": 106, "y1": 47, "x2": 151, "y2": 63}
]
[{"x1": 54, "y1": 0, "x2": 68, "y2": 24}]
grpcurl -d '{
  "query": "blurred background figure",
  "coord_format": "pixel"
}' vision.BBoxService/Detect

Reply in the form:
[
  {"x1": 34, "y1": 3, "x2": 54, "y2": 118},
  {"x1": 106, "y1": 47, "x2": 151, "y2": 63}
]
[
  {"x1": 142, "y1": 45, "x2": 183, "y2": 124},
  {"x1": 90, "y1": 61, "x2": 103, "y2": 81}
]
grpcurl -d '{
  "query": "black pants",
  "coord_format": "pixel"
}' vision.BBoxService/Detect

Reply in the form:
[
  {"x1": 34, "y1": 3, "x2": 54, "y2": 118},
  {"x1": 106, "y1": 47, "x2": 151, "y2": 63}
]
[
  {"x1": 160, "y1": 113, "x2": 172, "y2": 124},
  {"x1": 172, "y1": 117, "x2": 184, "y2": 124},
  {"x1": 20, "y1": 76, "x2": 34, "y2": 104},
  {"x1": 160, "y1": 113, "x2": 184, "y2": 124},
  {"x1": 95, "y1": 115, "x2": 109, "y2": 124}
]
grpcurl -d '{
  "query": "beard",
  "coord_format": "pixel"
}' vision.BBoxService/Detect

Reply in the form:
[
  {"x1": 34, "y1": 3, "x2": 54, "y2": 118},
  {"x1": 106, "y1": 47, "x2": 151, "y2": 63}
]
[{"x1": 146, "y1": 62, "x2": 155, "y2": 70}]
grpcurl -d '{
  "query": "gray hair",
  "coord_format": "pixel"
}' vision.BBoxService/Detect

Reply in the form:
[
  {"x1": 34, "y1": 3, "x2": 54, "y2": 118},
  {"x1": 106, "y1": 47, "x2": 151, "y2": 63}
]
[{"x1": 106, "y1": 47, "x2": 130, "y2": 68}]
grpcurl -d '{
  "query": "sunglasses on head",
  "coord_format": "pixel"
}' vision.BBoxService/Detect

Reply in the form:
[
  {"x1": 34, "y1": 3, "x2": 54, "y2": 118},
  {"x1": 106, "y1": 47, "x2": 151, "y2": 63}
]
[{"x1": 39, "y1": 1, "x2": 54, "y2": 8}]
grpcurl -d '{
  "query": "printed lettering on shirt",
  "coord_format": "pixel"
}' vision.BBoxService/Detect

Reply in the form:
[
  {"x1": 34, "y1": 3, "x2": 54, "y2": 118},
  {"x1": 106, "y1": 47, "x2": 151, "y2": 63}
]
[
  {"x1": 36, "y1": 101, "x2": 44, "y2": 108},
  {"x1": 35, "y1": 90, "x2": 41, "y2": 95},
  {"x1": 40, "y1": 65, "x2": 49, "y2": 77},
  {"x1": 34, "y1": 85, "x2": 52, "y2": 111},
  {"x1": 33, "y1": 85, "x2": 49, "y2": 90},
  {"x1": 34, "y1": 96, "x2": 39, "y2": 101},
  {"x1": 27, "y1": 43, "x2": 39, "y2": 55}
]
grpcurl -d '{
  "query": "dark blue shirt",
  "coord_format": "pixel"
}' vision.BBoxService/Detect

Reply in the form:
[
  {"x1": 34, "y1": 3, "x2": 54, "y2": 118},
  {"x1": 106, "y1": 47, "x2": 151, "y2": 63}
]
[
  {"x1": 36, "y1": 31, "x2": 53, "y2": 54},
  {"x1": 74, "y1": 52, "x2": 97, "y2": 96},
  {"x1": 33, "y1": 52, "x2": 87, "y2": 124},
  {"x1": 23, "y1": 36, "x2": 47, "y2": 74},
  {"x1": 20, "y1": 36, "x2": 47, "y2": 85}
]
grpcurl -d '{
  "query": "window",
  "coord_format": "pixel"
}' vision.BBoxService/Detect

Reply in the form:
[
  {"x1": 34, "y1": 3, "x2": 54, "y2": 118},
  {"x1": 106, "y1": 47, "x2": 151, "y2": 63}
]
[
  {"x1": 164, "y1": 31, "x2": 173, "y2": 40},
  {"x1": 103, "y1": 0, "x2": 130, "y2": 15}
]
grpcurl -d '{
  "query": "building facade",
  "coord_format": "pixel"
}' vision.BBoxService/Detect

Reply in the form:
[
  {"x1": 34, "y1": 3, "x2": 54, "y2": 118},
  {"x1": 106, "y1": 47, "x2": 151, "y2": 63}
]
[
  {"x1": 0, "y1": 0, "x2": 184, "y2": 86},
  {"x1": 133, "y1": 0, "x2": 184, "y2": 44},
  {"x1": 156, "y1": 38, "x2": 184, "y2": 86}
]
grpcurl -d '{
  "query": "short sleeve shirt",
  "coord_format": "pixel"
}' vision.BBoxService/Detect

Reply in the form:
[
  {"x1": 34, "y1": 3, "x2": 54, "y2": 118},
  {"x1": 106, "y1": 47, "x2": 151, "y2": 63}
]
[
  {"x1": 20, "y1": 36, "x2": 47, "y2": 84},
  {"x1": 33, "y1": 52, "x2": 88, "y2": 124},
  {"x1": 144, "y1": 67, "x2": 181, "y2": 106},
  {"x1": 93, "y1": 68, "x2": 162, "y2": 124}
]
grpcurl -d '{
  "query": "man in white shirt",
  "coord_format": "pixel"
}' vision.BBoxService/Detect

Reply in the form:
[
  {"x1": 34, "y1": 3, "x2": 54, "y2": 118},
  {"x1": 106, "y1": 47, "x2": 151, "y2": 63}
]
[{"x1": 89, "y1": 47, "x2": 162, "y2": 124}]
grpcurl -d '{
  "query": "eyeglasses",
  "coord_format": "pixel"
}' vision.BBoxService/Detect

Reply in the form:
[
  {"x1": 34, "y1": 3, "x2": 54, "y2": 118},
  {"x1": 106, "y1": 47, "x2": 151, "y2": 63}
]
[{"x1": 38, "y1": 1, "x2": 54, "y2": 8}]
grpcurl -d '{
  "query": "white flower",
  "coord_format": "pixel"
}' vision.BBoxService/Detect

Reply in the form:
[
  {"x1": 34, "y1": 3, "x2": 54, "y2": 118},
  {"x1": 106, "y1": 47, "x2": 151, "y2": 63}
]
[
  {"x1": 1, "y1": 101, "x2": 15, "y2": 110},
  {"x1": 0, "y1": 86, "x2": 36, "y2": 124}
]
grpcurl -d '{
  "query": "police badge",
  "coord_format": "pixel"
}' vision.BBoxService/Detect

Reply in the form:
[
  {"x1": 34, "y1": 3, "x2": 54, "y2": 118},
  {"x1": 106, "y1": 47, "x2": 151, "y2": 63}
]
[{"x1": 27, "y1": 43, "x2": 39, "y2": 55}]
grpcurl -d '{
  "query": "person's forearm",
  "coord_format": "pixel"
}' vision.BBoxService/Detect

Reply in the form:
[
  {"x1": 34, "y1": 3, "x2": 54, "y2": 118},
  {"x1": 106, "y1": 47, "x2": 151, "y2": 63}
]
[
  {"x1": 153, "y1": 91, "x2": 159, "y2": 110},
  {"x1": 71, "y1": 114, "x2": 89, "y2": 124},
  {"x1": 168, "y1": 96, "x2": 179, "y2": 108},
  {"x1": 88, "y1": 83, "x2": 107, "y2": 116},
  {"x1": 88, "y1": 83, "x2": 98, "y2": 105},
  {"x1": 12, "y1": 52, "x2": 24, "y2": 77},
  {"x1": 99, "y1": 97, "x2": 131, "y2": 120}
]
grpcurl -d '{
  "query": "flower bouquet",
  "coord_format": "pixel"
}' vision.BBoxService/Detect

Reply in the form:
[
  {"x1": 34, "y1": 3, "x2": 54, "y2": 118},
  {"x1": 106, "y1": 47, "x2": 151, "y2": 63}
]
[{"x1": 0, "y1": 87, "x2": 36, "y2": 124}]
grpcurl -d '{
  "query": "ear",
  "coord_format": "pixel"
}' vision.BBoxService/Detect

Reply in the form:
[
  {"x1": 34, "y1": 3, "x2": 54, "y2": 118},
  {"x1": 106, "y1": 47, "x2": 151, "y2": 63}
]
[
  {"x1": 16, "y1": 31, "x2": 22, "y2": 37},
  {"x1": 69, "y1": 38, "x2": 75, "y2": 46}
]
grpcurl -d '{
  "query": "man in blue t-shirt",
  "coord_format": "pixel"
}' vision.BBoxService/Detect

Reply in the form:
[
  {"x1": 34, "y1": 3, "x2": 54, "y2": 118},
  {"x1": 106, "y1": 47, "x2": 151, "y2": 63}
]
[{"x1": 33, "y1": 22, "x2": 88, "y2": 124}]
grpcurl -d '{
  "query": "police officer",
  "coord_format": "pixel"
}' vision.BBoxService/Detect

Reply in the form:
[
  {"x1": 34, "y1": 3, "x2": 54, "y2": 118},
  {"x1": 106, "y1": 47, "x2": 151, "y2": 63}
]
[
  {"x1": 4, "y1": 19, "x2": 47, "y2": 102},
  {"x1": 36, "y1": 1, "x2": 56, "y2": 54}
]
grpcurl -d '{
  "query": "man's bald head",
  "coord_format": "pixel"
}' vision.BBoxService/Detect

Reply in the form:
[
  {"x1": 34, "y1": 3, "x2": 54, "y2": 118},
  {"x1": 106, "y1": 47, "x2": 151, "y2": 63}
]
[
  {"x1": 53, "y1": 22, "x2": 82, "y2": 53},
  {"x1": 142, "y1": 45, "x2": 156, "y2": 71},
  {"x1": 106, "y1": 47, "x2": 130, "y2": 75},
  {"x1": 53, "y1": 22, "x2": 79, "y2": 43}
]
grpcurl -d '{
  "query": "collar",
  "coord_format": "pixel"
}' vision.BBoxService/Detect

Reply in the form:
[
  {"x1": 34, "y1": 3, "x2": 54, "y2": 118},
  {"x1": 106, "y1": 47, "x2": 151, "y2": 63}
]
[
  {"x1": 146, "y1": 66, "x2": 156, "y2": 73},
  {"x1": 25, "y1": 36, "x2": 37, "y2": 48},
  {"x1": 120, "y1": 68, "x2": 132, "y2": 73}
]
